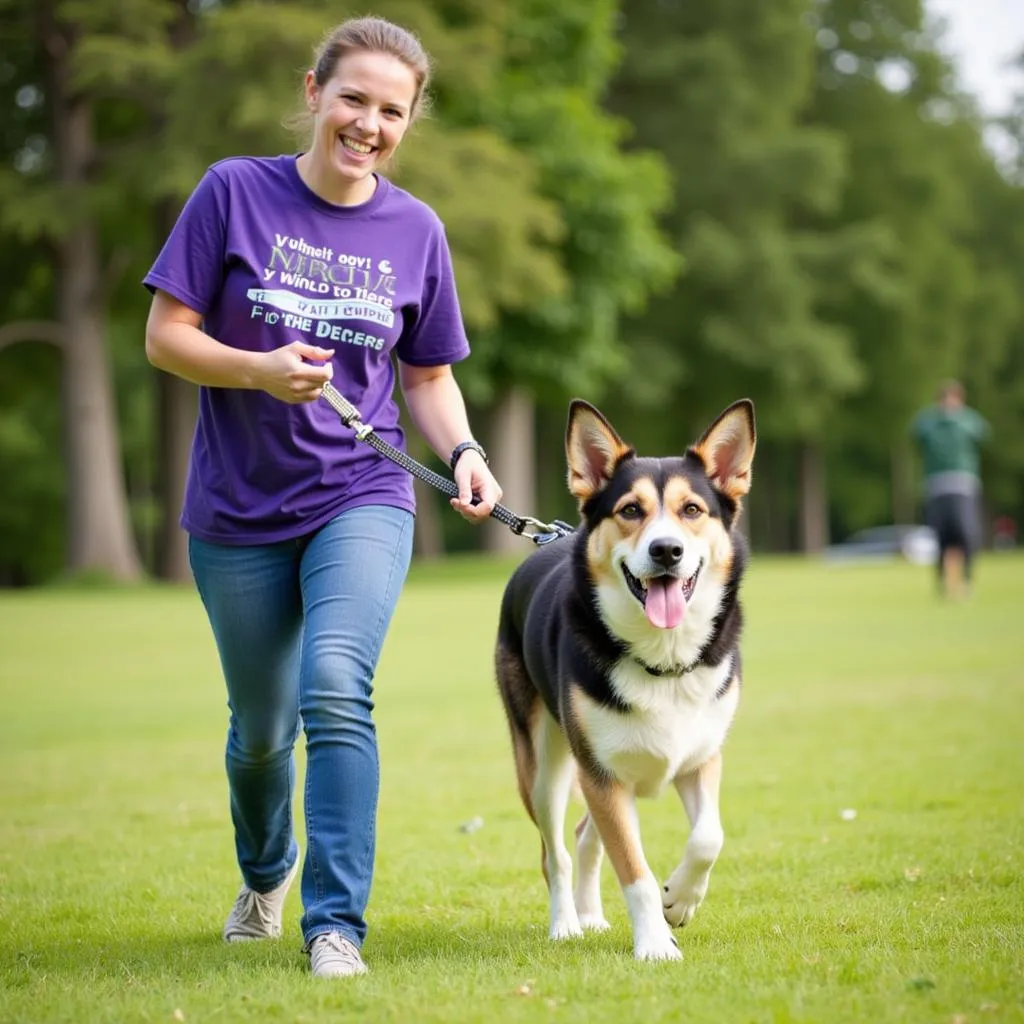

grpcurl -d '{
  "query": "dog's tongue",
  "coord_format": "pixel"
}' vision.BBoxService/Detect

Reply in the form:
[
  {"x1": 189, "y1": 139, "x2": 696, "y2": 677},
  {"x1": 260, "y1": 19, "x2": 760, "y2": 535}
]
[{"x1": 645, "y1": 577, "x2": 686, "y2": 629}]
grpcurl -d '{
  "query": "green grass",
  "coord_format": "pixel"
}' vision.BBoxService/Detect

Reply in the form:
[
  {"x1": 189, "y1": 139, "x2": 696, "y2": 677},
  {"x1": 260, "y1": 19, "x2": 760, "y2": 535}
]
[{"x1": 1, "y1": 553, "x2": 1022, "y2": 1023}]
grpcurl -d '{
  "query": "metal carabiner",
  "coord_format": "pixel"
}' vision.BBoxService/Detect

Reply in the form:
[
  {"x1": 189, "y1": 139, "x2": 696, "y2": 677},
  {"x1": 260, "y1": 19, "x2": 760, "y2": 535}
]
[{"x1": 519, "y1": 517, "x2": 575, "y2": 546}]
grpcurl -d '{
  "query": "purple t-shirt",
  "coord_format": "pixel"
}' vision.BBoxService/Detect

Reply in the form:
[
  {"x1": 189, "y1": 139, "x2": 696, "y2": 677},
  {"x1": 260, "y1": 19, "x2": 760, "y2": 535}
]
[{"x1": 144, "y1": 155, "x2": 470, "y2": 544}]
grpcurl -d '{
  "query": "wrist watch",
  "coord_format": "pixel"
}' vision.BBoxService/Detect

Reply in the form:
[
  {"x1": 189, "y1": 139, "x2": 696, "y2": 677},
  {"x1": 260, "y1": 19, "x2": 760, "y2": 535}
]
[{"x1": 449, "y1": 440, "x2": 489, "y2": 472}]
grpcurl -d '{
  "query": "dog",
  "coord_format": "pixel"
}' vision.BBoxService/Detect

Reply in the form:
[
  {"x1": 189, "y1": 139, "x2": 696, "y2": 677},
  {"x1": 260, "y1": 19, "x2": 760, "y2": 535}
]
[{"x1": 494, "y1": 397, "x2": 756, "y2": 961}]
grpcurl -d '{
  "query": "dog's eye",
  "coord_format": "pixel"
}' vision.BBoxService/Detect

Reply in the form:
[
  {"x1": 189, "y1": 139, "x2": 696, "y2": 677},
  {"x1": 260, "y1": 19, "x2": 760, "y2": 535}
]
[
  {"x1": 682, "y1": 502, "x2": 703, "y2": 519},
  {"x1": 618, "y1": 502, "x2": 643, "y2": 520}
]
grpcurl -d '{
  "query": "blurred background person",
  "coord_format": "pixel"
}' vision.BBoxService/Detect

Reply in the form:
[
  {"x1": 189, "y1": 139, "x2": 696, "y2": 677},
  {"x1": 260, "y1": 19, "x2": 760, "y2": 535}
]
[{"x1": 911, "y1": 380, "x2": 990, "y2": 598}]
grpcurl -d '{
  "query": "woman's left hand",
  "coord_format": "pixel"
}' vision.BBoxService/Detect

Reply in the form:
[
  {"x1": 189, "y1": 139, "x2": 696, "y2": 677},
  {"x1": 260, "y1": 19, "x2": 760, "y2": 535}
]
[{"x1": 451, "y1": 451, "x2": 503, "y2": 523}]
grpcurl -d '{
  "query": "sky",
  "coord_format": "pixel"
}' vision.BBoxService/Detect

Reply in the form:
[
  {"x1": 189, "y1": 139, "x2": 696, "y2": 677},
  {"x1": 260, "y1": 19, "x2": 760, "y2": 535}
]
[{"x1": 926, "y1": 0, "x2": 1024, "y2": 116}]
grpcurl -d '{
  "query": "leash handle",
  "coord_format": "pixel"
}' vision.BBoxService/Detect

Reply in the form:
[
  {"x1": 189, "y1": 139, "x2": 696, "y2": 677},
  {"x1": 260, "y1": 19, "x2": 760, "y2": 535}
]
[{"x1": 320, "y1": 382, "x2": 573, "y2": 545}]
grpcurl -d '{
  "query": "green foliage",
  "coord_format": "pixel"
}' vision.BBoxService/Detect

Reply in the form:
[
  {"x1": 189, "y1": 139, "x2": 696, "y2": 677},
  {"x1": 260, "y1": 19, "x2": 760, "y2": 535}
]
[
  {"x1": 0, "y1": 360, "x2": 64, "y2": 584},
  {"x1": 1, "y1": 0, "x2": 1022, "y2": 581},
  {"x1": 799, "y1": 1, "x2": 1024, "y2": 532},
  {"x1": 460, "y1": 0, "x2": 679, "y2": 404},
  {"x1": 603, "y1": 0, "x2": 1024, "y2": 542},
  {"x1": 606, "y1": 0, "x2": 878, "y2": 455},
  {"x1": 396, "y1": 124, "x2": 569, "y2": 332}
]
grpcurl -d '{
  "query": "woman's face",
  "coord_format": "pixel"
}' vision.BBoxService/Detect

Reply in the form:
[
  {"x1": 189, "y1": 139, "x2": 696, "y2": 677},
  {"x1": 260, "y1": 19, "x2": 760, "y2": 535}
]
[{"x1": 305, "y1": 50, "x2": 418, "y2": 189}]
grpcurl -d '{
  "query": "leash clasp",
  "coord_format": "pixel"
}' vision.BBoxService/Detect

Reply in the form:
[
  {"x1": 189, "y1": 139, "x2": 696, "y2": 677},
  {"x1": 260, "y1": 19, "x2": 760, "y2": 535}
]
[{"x1": 518, "y1": 517, "x2": 575, "y2": 546}]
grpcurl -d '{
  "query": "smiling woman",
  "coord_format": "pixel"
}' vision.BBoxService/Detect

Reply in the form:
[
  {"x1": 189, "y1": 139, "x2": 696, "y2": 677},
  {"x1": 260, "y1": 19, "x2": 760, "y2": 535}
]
[
  {"x1": 141, "y1": 14, "x2": 502, "y2": 984},
  {"x1": 293, "y1": 21, "x2": 432, "y2": 207}
]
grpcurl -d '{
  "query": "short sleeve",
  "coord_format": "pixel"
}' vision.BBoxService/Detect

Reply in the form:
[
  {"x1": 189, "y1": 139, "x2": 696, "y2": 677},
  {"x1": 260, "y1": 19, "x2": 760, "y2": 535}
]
[
  {"x1": 970, "y1": 410, "x2": 991, "y2": 443},
  {"x1": 395, "y1": 225, "x2": 471, "y2": 367},
  {"x1": 143, "y1": 168, "x2": 229, "y2": 315}
]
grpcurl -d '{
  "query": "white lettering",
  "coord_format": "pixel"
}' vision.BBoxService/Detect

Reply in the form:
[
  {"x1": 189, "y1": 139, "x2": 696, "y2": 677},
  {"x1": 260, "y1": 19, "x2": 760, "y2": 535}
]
[
  {"x1": 272, "y1": 234, "x2": 334, "y2": 261},
  {"x1": 314, "y1": 321, "x2": 385, "y2": 350}
]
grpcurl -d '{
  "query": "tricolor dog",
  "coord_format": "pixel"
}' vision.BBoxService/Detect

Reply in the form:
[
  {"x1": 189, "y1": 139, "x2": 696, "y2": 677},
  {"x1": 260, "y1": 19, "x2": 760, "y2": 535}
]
[{"x1": 495, "y1": 398, "x2": 756, "y2": 960}]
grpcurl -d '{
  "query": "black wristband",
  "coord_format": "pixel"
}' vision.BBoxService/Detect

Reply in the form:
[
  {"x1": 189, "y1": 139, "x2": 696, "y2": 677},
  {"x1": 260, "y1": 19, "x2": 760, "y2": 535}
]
[{"x1": 449, "y1": 440, "x2": 488, "y2": 472}]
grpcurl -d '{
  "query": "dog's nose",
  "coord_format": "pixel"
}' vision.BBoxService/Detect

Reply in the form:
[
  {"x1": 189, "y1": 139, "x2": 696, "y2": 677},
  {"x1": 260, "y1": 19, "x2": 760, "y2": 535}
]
[{"x1": 648, "y1": 538, "x2": 683, "y2": 569}]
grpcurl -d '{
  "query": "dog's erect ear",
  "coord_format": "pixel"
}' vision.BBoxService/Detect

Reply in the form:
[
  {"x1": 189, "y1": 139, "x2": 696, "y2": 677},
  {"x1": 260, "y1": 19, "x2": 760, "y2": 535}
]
[
  {"x1": 566, "y1": 399, "x2": 634, "y2": 505},
  {"x1": 692, "y1": 399, "x2": 756, "y2": 500}
]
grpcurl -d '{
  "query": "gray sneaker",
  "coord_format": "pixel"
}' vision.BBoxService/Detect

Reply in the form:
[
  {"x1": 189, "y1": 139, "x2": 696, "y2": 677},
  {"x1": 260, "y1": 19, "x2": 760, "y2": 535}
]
[
  {"x1": 307, "y1": 932, "x2": 368, "y2": 978},
  {"x1": 223, "y1": 856, "x2": 300, "y2": 942}
]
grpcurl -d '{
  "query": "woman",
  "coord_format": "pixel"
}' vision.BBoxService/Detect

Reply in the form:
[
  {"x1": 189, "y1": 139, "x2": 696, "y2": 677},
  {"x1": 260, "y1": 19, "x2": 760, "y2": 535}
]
[{"x1": 144, "y1": 16, "x2": 501, "y2": 978}]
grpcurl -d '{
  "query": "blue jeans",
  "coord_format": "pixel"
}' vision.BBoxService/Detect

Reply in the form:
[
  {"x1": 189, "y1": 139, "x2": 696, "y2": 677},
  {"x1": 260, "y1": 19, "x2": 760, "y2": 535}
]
[{"x1": 188, "y1": 505, "x2": 414, "y2": 948}]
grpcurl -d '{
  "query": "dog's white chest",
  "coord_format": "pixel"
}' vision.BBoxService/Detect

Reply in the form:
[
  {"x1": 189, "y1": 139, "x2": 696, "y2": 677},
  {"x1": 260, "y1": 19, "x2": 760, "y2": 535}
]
[{"x1": 579, "y1": 659, "x2": 737, "y2": 797}]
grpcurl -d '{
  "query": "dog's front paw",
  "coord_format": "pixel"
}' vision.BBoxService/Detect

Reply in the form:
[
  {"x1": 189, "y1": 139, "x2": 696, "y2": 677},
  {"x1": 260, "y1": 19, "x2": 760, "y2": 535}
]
[
  {"x1": 549, "y1": 917, "x2": 584, "y2": 941},
  {"x1": 634, "y1": 929, "x2": 682, "y2": 962},
  {"x1": 661, "y1": 876, "x2": 709, "y2": 928}
]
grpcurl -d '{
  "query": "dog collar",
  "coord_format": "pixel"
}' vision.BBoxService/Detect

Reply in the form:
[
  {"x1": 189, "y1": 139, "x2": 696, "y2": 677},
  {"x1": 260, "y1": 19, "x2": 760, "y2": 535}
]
[
  {"x1": 635, "y1": 651, "x2": 736, "y2": 701},
  {"x1": 634, "y1": 656, "x2": 703, "y2": 677}
]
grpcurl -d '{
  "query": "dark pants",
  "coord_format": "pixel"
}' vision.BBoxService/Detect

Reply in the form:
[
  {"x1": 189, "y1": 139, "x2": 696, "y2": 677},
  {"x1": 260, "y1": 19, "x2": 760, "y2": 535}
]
[{"x1": 925, "y1": 493, "x2": 980, "y2": 583}]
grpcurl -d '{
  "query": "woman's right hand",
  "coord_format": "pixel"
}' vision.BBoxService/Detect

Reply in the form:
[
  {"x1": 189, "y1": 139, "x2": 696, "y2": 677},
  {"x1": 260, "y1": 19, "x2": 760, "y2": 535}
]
[{"x1": 255, "y1": 342, "x2": 336, "y2": 404}]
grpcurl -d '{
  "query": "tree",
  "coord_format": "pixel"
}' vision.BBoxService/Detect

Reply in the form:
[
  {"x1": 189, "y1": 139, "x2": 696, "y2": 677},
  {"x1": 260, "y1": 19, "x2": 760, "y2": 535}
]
[
  {"x1": 410, "y1": 0, "x2": 680, "y2": 551},
  {"x1": 607, "y1": 0, "x2": 881, "y2": 552},
  {"x1": 804, "y1": 0, "x2": 1015, "y2": 536},
  {"x1": 0, "y1": 0, "x2": 143, "y2": 581}
]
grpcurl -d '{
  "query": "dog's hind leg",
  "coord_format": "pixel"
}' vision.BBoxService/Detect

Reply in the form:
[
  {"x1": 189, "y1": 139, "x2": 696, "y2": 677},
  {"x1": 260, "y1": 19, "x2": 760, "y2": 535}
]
[
  {"x1": 573, "y1": 811, "x2": 610, "y2": 931},
  {"x1": 496, "y1": 643, "x2": 542, "y2": 824},
  {"x1": 662, "y1": 751, "x2": 724, "y2": 928},
  {"x1": 532, "y1": 711, "x2": 583, "y2": 940}
]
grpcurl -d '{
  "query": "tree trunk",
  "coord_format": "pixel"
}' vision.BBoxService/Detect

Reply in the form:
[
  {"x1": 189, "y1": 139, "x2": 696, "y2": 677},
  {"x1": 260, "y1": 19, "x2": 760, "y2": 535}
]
[
  {"x1": 891, "y1": 438, "x2": 916, "y2": 524},
  {"x1": 153, "y1": 0, "x2": 199, "y2": 583},
  {"x1": 44, "y1": 3, "x2": 142, "y2": 581},
  {"x1": 798, "y1": 441, "x2": 829, "y2": 554},
  {"x1": 483, "y1": 389, "x2": 536, "y2": 555}
]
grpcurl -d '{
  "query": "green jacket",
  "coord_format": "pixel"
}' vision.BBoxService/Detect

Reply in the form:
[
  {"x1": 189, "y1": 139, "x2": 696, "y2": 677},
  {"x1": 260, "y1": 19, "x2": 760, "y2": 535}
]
[{"x1": 911, "y1": 406, "x2": 989, "y2": 480}]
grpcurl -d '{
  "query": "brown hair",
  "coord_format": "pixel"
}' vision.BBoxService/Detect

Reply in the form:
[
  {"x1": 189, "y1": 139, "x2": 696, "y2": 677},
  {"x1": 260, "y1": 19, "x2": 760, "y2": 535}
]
[{"x1": 286, "y1": 16, "x2": 432, "y2": 140}]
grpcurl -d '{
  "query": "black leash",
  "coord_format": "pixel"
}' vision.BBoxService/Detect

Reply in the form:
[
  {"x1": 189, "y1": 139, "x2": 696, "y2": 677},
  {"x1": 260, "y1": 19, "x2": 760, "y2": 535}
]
[{"x1": 320, "y1": 382, "x2": 574, "y2": 546}]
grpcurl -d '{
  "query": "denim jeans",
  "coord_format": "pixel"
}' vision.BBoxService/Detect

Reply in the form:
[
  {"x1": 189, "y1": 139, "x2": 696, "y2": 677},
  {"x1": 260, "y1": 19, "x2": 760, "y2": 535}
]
[{"x1": 188, "y1": 505, "x2": 414, "y2": 948}]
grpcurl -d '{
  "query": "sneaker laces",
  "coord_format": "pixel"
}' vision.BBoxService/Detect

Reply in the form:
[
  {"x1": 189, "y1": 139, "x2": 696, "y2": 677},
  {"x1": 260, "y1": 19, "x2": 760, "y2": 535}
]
[
  {"x1": 309, "y1": 932, "x2": 364, "y2": 970},
  {"x1": 229, "y1": 886, "x2": 278, "y2": 935}
]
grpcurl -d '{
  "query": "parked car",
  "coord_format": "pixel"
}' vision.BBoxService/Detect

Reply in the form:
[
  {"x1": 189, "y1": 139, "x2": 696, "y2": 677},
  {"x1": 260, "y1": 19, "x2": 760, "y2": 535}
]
[{"x1": 824, "y1": 525, "x2": 938, "y2": 565}]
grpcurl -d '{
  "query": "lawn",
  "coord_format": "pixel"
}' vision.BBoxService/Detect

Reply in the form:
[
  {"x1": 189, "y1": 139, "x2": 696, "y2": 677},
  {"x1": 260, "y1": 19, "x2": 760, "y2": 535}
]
[{"x1": 1, "y1": 552, "x2": 1022, "y2": 1023}]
